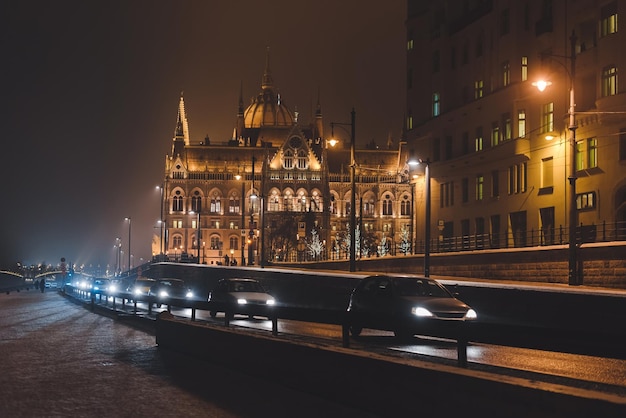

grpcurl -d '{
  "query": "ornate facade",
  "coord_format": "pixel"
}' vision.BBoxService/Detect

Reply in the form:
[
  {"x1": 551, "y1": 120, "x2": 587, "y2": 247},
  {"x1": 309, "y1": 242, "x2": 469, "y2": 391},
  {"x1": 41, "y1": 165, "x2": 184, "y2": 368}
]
[{"x1": 156, "y1": 52, "x2": 412, "y2": 265}]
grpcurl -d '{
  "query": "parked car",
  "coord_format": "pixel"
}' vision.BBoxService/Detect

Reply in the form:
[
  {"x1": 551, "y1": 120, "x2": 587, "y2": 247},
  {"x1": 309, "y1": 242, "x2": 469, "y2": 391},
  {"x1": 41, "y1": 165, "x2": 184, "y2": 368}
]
[
  {"x1": 208, "y1": 278, "x2": 275, "y2": 320},
  {"x1": 346, "y1": 275, "x2": 477, "y2": 341},
  {"x1": 148, "y1": 278, "x2": 194, "y2": 307},
  {"x1": 127, "y1": 278, "x2": 156, "y2": 302}
]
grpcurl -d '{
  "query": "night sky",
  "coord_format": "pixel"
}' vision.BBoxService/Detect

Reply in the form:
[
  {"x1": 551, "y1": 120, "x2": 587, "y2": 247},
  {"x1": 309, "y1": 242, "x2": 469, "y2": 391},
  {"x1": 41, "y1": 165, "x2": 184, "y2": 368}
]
[{"x1": 1, "y1": 1, "x2": 406, "y2": 270}]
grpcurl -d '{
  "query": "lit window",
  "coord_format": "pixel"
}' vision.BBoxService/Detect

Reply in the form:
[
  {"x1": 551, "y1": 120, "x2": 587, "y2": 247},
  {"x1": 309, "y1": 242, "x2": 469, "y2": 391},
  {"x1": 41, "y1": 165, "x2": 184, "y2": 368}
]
[
  {"x1": 491, "y1": 122, "x2": 499, "y2": 146},
  {"x1": 476, "y1": 175, "x2": 484, "y2": 201},
  {"x1": 521, "y1": 56, "x2": 528, "y2": 81},
  {"x1": 602, "y1": 66, "x2": 618, "y2": 97},
  {"x1": 432, "y1": 93, "x2": 440, "y2": 117},
  {"x1": 475, "y1": 127, "x2": 483, "y2": 151},
  {"x1": 284, "y1": 149, "x2": 294, "y2": 169},
  {"x1": 502, "y1": 61, "x2": 510, "y2": 87},
  {"x1": 542, "y1": 157, "x2": 553, "y2": 188},
  {"x1": 577, "y1": 192, "x2": 597, "y2": 210},
  {"x1": 474, "y1": 80, "x2": 484, "y2": 99},
  {"x1": 600, "y1": 2, "x2": 618, "y2": 37},
  {"x1": 518, "y1": 110, "x2": 526, "y2": 138},
  {"x1": 541, "y1": 102, "x2": 554, "y2": 133},
  {"x1": 588, "y1": 138, "x2": 598, "y2": 168}
]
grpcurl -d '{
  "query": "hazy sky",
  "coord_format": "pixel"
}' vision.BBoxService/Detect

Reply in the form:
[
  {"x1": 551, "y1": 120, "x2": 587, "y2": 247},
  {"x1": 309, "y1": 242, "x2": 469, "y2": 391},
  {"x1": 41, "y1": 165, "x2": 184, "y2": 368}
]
[{"x1": 1, "y1": 0, "x2": 406, "y2": 270}]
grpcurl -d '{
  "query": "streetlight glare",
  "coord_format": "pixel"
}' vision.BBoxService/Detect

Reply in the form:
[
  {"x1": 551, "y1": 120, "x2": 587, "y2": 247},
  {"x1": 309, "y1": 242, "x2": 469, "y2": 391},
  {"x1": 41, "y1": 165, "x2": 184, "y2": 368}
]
[{"x1": 532, "y1": 80, "x2": 552, "y2": 92}]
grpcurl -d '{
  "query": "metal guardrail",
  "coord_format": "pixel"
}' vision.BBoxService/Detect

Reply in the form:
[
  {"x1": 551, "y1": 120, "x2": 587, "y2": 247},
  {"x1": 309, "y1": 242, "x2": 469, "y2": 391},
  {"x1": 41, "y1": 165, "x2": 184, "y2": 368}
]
[{"x1": 63, "y1": 284, "x2": 470, "y2": 367}]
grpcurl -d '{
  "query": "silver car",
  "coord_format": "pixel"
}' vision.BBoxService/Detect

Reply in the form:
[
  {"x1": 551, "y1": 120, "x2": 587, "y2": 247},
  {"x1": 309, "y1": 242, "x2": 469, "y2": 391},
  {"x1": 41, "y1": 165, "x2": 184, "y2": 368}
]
[{"x1": 208, "y1": 278, "x2": 275, "y2": 320}]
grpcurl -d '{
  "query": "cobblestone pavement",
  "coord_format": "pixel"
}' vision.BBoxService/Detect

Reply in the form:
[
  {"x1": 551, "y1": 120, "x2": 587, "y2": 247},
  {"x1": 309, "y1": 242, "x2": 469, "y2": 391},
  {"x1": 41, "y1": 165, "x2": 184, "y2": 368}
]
[{"x1": 0, "y1": 289, "x2": 374, "y2": 418}]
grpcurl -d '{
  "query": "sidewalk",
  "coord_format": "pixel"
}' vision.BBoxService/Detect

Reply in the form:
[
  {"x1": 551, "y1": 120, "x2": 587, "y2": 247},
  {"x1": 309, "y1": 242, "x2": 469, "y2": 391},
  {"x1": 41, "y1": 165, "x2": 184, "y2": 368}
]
[{"x1": 0, "y1": 289, "x2": 372, "y2": 418}]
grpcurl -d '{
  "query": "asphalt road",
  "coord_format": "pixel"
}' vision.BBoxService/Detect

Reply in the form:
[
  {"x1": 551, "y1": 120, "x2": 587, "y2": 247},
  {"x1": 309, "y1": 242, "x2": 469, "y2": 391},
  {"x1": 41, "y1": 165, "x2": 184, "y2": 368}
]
[{"x1": 0, "y1": 288, "x2": 375, "y2": 418}]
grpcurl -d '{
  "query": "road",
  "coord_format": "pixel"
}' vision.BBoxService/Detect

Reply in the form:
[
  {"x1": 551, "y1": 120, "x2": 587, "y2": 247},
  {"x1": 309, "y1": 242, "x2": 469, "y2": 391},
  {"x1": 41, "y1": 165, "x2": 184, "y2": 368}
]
[
  {"x1": 0, "y1": 289, "x2": 377, "y2": 418},
  {"x1": 94, "y1": 296, "x2": 626, "y2": 397}
]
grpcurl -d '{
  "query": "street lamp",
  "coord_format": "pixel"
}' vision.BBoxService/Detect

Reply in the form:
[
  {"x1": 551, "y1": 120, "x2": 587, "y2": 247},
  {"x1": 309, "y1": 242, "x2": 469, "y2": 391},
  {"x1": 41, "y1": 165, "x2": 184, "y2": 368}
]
[
  {"x1": 331, "y1": 108, "x2": 356, "y2": 272},
  {"x1": 534, "y1": 30, "x2": 579, "y2": 285},
  {"x1": 408, "y1": 156, "x2": 431, "y2": 277},
  {"x1": 124, "y1": 217, "x2": 131, "y2": 275}
]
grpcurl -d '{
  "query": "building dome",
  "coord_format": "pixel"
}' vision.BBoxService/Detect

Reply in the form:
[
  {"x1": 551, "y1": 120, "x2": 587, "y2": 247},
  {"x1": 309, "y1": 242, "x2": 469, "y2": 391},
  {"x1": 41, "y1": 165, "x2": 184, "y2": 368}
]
[
  {"x1": 243, "y1": 49, "x2": 295, "y2": 128},
  {"x1": 244, "y1": 89, "x2": 295, "y2": 128}
]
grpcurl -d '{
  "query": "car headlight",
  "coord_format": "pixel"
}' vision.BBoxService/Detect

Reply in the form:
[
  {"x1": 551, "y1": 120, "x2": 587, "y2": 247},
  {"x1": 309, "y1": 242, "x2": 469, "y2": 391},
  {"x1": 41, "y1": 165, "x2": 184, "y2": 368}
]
[
  {"x1": 237, "y1": 298, "x2": 247, "y2": 305},
  {"x1": 411, "y1": 307, "x2": 433, "y2": 317},
  {"x1": 185, "y1": 291, "x2": 194, "y2": 298},
  {"x1": 134, "y1": 288, "x2": 142, "y2": 296},
  {"x1": 464, "y1": 308, "x2": 477, "y2": 320},
  {"x1": 266, "y1": 299, "x2": 275, "y2": 306},
  {"x1": 159, "y1": 290, "x2": 169, "y2": 298},
  {"x1": 109, "y1": 284, "x2": 117, "y2": 293}
]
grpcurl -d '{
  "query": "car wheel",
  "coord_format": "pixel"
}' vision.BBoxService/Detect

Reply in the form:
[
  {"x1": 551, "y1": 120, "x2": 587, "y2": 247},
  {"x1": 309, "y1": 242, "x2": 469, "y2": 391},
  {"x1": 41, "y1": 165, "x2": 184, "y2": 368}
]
[
  {"x1": 349, "y1": 324, "x2": 363, "y2": 337},
  {"x1": 209, "y1": 311, "x2": 217, "y2": 318}
]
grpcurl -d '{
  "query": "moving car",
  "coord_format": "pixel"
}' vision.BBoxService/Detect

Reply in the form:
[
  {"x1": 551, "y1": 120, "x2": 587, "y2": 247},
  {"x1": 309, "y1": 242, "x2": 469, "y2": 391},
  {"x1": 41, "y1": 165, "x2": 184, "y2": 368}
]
[
  {"x1": 127, "y1": 278, "x2": 156, "y2": 302},
  {"x1": 208, "y1": 278, "x2": 275, "y2": 320},
  {"x1": 91, "y1": 278, "x2": 112, "y2": 295},
  {"x1": 148, "y1": 278, "x2": 194, "y2": 307},
  {"x1": 346, "y1": 275, "x2": 477, "y2": 341}
]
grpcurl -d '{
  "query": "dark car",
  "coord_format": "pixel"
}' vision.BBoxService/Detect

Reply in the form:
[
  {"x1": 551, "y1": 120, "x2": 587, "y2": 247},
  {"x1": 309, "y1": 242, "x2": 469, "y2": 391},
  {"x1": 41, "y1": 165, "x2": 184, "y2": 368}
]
[
  {"x1": 208, "y1": 278, "x2": 275, "y2": 320},
  {"x1": 91, "y1": 279, "x2": 112, "y2": 295},
  {"x1": 127, "y1": 278, "x2": 156, "y2": 302},
  {"x1": 346, "y1": 275, "x2": 477, "y2": 341},
  {"x1": 148, "y1": 278, "x2": 194, "y2": 307}
]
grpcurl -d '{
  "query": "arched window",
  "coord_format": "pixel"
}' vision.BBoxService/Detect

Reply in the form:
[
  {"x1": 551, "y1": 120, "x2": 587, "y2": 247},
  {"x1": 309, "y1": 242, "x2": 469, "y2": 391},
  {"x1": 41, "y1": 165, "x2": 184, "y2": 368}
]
[
  {"x1": 401, "y1": 195, "x2": 411, "y2": 216},
  {"x1": 269, "y1": 191, "x2": 280, "y2": 211},
  {"x1": 173, "y1": 191, "x2": 183, "y2": 212},
  {"x1": 210, "y1": 192, "x2": 221, "y2": 213},
  {"x1": 363, "y1": 197, "x2": 375, "y2": 216},
  {"x1": 284, "y1": 149, "x2": 294, "y2": 169},
  {"x1": 191, "y1": 191, "x2": 202, "y2": 212},
  {"x1": 210, "y1": 236, "x2": 221, "y2": 250},
  {"x1": 382, "y1": 194, "x2": 393, "y2": 216},
  {"x1": 172, "y1": 235, "x2": 182, "y2": 249},
  {"x1": 229, "y1": 192, "x2": 240, "y2": 214},
  {"x1": 297, "y1": 149, "x2": 307, "y2": 169},
  {"x1": 283, "y1": 191, "x2": 293, "y2": 211},
  {"x1": 229, "y1": 236, "x2": 238, "y2": 250},
  {"x1": 311, "y1": 191, "x2": 322, "y2": 212}
]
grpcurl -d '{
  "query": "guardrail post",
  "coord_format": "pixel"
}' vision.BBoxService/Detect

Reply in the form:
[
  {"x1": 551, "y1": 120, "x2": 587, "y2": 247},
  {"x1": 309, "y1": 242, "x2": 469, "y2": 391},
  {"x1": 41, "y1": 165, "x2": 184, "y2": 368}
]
[
  {"x1": 191, "y1": 307, "x2": 196, "y2": 321},
  {"x1": 271, "y1": 313, "x2": 278, "y2": 336},
  {"x1": 224, "y1": 312, "x2": 231, "y2": 327},
  {"x1": 133, "y1": 299, "x2": 138, "y2": 315},
  {"x1": 342, "y1": 323, "x2": 350, "y2": 348},
  {"x1": 90, "y1": 294, "x2": 95, "y2": 312},
  {"x1": 112, "y1": 295, "x2": 116, "y2": 310},
  {"x1": 457, "y1": 324, "x2": 468, "y2": 368}
]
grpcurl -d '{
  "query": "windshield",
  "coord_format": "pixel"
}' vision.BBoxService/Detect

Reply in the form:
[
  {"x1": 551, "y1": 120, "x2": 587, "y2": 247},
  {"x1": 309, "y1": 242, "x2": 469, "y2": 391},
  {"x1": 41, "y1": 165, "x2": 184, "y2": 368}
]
[
  {"x1": 228, "y1": 281, "x2": 265, "y2": 293},
  {"x1": 394, "y1": 278, "x2": 451, "y2": 298}
]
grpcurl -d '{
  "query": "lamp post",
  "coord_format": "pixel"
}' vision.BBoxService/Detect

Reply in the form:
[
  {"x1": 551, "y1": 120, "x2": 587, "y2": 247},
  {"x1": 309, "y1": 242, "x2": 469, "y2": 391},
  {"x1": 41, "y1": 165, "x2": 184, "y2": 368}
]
[
  {"x1": 115, "y1": 237, "x2": 121, "y2": 276},
  {"x1": 190, "y1": 211, "x2": 200, "y2": 262},
  {"x1": 534, "y1": 31, "x2": 579, "y2": 285},
  {"x1": 236, "y1": 170, "x2": 246, "y2": 266},
  {"x1": 156, "y1": 185, "x2": 164, "y2": 255},
  {"x1": 408, "y1": 156, "x2": 431, "y2": 277},
  {"x1": 124, "y1": 217, "x2": 131, "y2": 275},
  {"x1": 331, "y1": 108, "x2": 356, "y2": 272}
]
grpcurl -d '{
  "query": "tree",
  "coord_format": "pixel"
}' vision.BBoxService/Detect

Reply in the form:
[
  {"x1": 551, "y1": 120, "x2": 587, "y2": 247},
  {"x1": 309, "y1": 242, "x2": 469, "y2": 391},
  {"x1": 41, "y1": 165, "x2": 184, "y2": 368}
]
[
  {"x1": 306, "y1": 229, "x2": 325, "y2": 260},
  {"x1": 398, "y1": 224, "x2": 412, "y2": 255},
  {"x1": 377, "y1": 234, "x2": 389, "y2": 257}
]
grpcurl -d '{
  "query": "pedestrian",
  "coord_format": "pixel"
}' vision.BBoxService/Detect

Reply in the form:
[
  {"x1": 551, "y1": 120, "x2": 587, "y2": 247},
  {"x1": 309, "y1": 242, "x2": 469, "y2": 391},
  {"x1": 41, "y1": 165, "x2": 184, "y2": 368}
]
[
  {"x1": 224, "y1": 254, "x2": 230, "y2": 266},
  {"x1": 39, "y1": 278, "x2": 45, "y2": 293}
]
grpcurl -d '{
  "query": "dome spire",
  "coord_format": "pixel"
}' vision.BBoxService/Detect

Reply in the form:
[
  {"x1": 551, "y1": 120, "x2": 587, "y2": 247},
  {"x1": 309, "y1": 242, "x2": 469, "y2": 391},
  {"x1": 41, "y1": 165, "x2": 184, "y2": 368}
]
[{"x1": 261, "y1": 47, "x2": 273, "y2": 90}]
